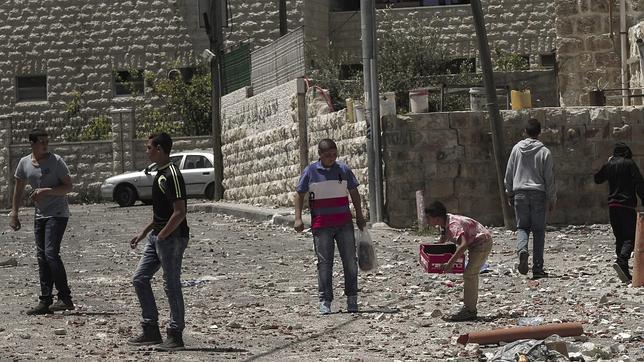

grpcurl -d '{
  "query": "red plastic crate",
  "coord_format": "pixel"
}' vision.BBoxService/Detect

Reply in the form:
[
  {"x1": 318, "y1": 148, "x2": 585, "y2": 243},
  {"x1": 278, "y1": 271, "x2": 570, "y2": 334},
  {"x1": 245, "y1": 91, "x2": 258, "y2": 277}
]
[{"x1": 419, "y1": 243, "x2": 465, "y2": 274}]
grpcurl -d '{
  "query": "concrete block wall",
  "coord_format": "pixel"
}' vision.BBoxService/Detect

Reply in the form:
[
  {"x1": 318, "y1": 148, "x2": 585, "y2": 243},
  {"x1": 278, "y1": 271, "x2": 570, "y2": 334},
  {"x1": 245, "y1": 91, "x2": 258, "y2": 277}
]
[
  {"x1": 555, "y1": 0, "x2": 644, "y2": 106},
  {"x1": 224, "y1": 0, "x2": 304, "y2": 50},
  {"x1": 383, "y1": 107, "x2": 644, "y2": 228},
  {"x1": 329, "y1": 0, "x2": 555, "y2": 65},
  {"x1": 302, "y1": 0, "x2": 330, "y2": 57},
  {"x1": 628, "y1": 21, "x2": 644, "y2": 104}
]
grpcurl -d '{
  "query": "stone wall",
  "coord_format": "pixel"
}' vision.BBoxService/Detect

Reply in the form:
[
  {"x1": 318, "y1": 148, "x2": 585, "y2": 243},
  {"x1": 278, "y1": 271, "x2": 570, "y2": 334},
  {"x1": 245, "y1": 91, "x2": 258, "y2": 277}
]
[
  {"x1": 0, "y1": 116, "x2": 13, "y2": 208},
  {"x1": 329, "y1": 0, "x2": 556, "y2": 66},
  {"x1": 628, "y1": 21, "x2": 644, "y2": 104},
  {"x1": 7, "y1": 141, "x2": 114, "y2": 204},
  {"x1": 383, "y1": 107, "x2": 644, "y2": 227},
  {"x1": 219, "y1": 79, "x2": 369, "y2": 211},
  {"x1": 555, "y1": 0, "x2": 644, "y2": 106}
]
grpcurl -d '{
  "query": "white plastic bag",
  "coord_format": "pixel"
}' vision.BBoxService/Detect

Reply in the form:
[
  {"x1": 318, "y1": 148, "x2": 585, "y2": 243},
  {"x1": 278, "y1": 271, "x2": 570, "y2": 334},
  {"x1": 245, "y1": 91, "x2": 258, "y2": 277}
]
[{"x1": 355, "y1": 228, "x2": 378, "y2": 271}]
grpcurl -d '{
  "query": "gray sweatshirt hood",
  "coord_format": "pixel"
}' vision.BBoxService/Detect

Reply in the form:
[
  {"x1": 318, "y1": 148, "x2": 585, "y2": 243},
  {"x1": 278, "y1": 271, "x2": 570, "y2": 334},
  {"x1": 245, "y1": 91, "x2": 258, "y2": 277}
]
[{"x1": 518, "y1": 138, "x2": 544, "y2": 155}]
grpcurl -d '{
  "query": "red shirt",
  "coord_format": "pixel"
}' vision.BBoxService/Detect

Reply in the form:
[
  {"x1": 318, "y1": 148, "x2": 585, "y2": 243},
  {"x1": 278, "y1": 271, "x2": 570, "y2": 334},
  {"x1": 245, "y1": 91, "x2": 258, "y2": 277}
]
[{"x1": 441, "y1": 213, "x2": 492, "y2": 247}]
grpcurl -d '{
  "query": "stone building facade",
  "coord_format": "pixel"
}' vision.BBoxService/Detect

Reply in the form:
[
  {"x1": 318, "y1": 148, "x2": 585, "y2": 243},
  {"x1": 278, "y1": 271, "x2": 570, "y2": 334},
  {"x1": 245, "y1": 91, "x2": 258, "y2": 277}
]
[
  {"x1": 328, "y1": 0, "x2": 556, "y2": 70},
  {"x1": 554, "y1": 0, "x2": 644, "y2": 107},
  {"x1": 0, "y1": 0, "x2": 213, "y2": 136},
  {"x1": 3, "y1": 0, "x2": 643, "y2": 131}
]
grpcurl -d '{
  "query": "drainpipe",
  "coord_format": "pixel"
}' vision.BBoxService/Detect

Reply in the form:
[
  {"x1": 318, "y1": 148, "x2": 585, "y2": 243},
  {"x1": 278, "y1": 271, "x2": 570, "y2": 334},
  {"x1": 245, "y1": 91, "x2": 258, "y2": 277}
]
[
  {"x1": 620, "y1": 0, "x2": 629, "y2": 106},
  {"x1": 637, "y1": 39, "x2": 644, "y2": 90}
]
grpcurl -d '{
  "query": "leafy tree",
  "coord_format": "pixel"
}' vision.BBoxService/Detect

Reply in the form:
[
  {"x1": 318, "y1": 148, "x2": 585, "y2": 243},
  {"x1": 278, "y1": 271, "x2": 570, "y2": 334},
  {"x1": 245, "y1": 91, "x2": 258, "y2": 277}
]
[
  {"x1": 307, "y1": 9, "x2": 472, "y2": 112},
  {"x1": 494, "y1": 48, "x2": 529, "y2": 71},
  {"x1": 145, "y1": 66, "x2": 212, "y2": 136}
]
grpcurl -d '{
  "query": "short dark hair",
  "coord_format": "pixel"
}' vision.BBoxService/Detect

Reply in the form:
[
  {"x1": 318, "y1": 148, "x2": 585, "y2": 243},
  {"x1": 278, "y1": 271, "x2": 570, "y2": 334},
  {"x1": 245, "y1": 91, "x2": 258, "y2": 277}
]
[
  {"x1": 28, "y1": 128, "x2": 48, "y2": 143},
  {"x1": 525, "y1": 119, "x2": 541, "y2": 137},
  {"x1": 425, "y1": 201, "x2": 447, "y2": 219},
  {"x1": 149, "y1": 132, "x2": 173, "y2": 154},
  {"x1": 318, "y1": 138, "x2": 337, "y2": 152}
]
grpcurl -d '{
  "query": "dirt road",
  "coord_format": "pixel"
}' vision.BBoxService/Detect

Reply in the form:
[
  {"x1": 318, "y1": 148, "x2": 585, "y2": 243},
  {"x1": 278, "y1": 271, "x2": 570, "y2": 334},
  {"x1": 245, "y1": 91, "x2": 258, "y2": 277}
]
[{"x1": 0, "y1": 204, "x2": 642, "y2": 361}]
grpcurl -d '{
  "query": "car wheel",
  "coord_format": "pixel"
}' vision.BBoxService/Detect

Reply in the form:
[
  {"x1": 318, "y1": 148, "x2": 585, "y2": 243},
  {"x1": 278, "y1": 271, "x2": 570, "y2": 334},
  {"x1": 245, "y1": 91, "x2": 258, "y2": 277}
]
[
  {"x1": 114, "y1": 185, "x2": 137, "y2": 207},
  {"x1": 205, "y1": 183, "x2": 214, "y2": 200}
]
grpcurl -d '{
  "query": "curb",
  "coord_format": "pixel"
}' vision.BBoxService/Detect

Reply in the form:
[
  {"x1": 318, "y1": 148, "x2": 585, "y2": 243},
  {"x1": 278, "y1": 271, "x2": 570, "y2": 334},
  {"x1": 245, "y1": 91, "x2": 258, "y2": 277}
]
[{"x1": 188, "y1": 202, "x2": 310, "y2": 228}]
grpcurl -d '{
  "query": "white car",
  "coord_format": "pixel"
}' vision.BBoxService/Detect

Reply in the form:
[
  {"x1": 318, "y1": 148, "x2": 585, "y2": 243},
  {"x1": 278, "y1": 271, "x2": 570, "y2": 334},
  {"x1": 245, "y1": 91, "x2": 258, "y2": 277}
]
[{"x1": 101, "y1": 151, "x2": 215, "y2": 207}]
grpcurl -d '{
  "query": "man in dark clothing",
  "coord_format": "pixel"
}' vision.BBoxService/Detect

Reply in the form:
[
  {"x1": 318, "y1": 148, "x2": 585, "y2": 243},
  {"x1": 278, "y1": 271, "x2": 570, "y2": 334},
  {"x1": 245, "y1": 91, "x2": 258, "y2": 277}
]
[
  {"x1": 594, "y1": 142, "x2": 644, "y2": 282},
  {"x1": 128, "y1": 133, "x2": 189, "y2": 350}
]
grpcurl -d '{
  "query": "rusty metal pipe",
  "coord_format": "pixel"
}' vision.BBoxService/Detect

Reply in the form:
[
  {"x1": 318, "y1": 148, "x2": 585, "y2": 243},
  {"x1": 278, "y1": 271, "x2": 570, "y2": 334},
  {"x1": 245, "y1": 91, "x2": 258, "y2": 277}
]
[
  {"x1": 633, "y1": 212, "x2": 644, "y2": 287},
  {"x1": 457, "y1": 322, "x2": 584, "y2": 345}
]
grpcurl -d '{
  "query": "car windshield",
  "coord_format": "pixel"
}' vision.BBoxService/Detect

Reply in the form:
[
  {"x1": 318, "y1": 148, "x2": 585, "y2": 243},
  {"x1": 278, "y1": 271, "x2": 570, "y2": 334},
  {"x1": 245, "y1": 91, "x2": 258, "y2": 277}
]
[{"x1": 145, "y1": 156, "x2": 182, "y2": 172}]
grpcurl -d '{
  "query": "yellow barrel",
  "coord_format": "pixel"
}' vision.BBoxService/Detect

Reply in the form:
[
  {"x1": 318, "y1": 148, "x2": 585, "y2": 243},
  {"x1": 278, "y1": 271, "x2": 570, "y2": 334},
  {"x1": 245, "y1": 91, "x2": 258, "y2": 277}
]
[{"x1": 511, "y1": 90, "x2": 532, "y2": 110}]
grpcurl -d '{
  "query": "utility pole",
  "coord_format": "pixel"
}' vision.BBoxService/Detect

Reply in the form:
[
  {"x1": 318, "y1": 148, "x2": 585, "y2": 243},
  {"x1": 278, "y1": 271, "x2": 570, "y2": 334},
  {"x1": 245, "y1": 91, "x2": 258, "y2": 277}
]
[
  {"x1": 470, "y1": 0, "x2": 513, "y2": 229},
  {"x1": 206, "y1": 0, "x2": 225, "y2": 200},
  {"x1": 279, "y1": 0, "x2": 287, "y2": 37},
  {"x1": 360, "y1": 0, "x2": 384, "y2": 223}
]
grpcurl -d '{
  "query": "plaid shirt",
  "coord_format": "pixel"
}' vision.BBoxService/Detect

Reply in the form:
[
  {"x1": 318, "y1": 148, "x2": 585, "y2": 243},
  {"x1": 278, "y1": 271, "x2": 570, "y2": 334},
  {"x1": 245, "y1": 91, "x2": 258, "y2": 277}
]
[{"x1": 441, "y1": 213, "x2": 492, "y2": 247}]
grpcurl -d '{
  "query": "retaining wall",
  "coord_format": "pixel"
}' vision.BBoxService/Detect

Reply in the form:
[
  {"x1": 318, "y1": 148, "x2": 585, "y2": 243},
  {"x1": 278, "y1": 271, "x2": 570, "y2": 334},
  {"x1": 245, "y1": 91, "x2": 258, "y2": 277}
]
[{"x1": 383, "y1": 106, "x2": 644, "y2": 227}]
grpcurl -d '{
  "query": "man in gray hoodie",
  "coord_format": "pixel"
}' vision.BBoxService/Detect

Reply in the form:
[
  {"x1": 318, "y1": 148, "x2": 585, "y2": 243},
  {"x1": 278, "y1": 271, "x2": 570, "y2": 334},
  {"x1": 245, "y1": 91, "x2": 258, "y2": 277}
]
[{"x1": 504, "y1": 119, "x2": 556, "y2": 279}]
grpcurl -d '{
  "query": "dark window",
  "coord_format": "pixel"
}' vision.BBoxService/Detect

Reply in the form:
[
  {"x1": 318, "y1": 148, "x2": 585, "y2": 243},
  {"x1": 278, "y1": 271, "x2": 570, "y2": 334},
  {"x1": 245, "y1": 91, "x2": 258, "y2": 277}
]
[
  {"x1": 540, "y1": 53, "x2": 556, "y2": 68},
  {"x1": 330, "y1": 0, "x2": 360, "y2": 11},
  {"x1": 339, "y1": 64, "x2": 362, "y2": 80},
  {"x1": 167, "y1": 67, "x2": 196, "y2": 83},
  {"x1": 184, "y1": 155, "x2": 212, "y2": 169},
  {"x1": 171, "y1": 156, "x2": 183, "y2": 168},
  {"x1": 198, "y1": 0, "x2": 208, "y2": 28},
  {"x1": 147, "y1": 156, "x2": 182, "y2": 172},
  {"x1": 114, "y1": 69, "x2": 144, "y2": 96},
  {"x1": 521, "y1": 55, "x2": 530, "y2": 68},
  {"x1": 180, "y1": 67, "x2": 196, "y2": 83},
  {"x1": 16, "y1": 75, "x2": 47, "y2": 102},
  {"x1": 446, "y1": 58, "x2": 476, "y2": 74}
]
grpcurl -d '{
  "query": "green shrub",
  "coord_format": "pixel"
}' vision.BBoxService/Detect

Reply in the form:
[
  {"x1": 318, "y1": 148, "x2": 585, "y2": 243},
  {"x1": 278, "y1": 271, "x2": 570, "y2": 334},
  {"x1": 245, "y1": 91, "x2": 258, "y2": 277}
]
[
  {"x1": 135, "y1": 109, "x2": 184, "y2": 139},
  {"x1": 62, "y1": 115, "x2": 112, "y2": 142}
]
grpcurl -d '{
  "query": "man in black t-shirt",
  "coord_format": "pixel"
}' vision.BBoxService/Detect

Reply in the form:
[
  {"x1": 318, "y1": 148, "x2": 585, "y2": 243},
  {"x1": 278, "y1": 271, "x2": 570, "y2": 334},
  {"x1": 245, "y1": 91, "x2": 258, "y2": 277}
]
[{"x1": 128, "y1": 133, "x2": 189, "y2": 351}]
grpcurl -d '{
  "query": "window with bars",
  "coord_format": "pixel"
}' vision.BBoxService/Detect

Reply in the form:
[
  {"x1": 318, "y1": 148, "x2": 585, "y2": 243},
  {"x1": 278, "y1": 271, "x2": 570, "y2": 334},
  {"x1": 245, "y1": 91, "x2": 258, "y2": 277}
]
[{"x1": 376, "y1": 0, "x2": 470, "y2": 8}]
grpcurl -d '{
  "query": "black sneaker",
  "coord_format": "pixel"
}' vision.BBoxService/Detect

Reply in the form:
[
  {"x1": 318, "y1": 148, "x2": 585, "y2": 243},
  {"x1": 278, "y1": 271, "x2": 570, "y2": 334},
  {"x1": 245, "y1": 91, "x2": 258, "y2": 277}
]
[
  {"x1": 128, "y1": 325, "x2": 163, "y2": 346},
  {"x1": 50, "y1": 298, "x2": 75, "y2": 312},
  {"x1": 532, "y1": 270, "x2": 549, "y2": 279},
  {"x1": 155, "y1": 328, "x2": 184, "y2": 351},
  {"x1": 518, "y1": 251, "x2": 529, "y2": 275},
  {"x1": 612, "y1": 263, "x2": 631, "y2": 284},
  {"x1": 26, "y1": 302, "x2": 53, "y2": 315}
]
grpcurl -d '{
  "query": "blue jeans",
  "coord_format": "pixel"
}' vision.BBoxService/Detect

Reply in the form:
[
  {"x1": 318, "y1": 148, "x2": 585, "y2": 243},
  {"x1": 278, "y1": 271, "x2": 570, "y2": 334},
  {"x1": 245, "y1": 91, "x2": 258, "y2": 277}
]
[
  {"x1": 312, "y1": 223, "x2": 358, "y2": 302},
  {"x1": 514, "y1": 190, "x2": 547, "y2": 272},
  {"x1": 34, "y1": 217, "x2": 71, "y2": 304},
  {"x1": 133, "y1": 233, "x2": 188, "y2": 331}
]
